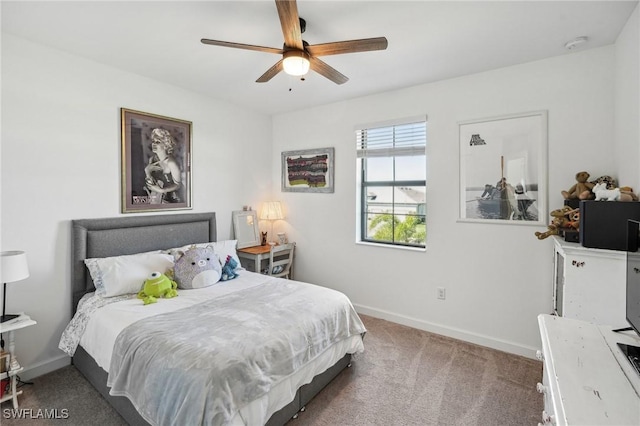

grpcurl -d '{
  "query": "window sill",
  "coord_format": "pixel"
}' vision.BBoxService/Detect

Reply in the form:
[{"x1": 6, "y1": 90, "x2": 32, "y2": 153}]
[{"x1": 355, "y1": 241, "x2": 426, "y2": 252}]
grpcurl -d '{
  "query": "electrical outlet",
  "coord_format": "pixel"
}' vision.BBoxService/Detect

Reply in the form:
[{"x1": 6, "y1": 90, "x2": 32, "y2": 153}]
[{"x1": 437, "y1": 287, "x2": 446, "y2": 300}]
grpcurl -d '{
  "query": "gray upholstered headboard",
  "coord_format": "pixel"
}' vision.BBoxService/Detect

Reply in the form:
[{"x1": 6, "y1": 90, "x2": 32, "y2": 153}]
[{"x1": 71, "y1": 212, "x2": 216, "y2": 314}]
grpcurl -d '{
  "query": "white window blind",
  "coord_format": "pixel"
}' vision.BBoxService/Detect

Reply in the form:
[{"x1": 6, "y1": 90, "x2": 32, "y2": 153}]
[{"x1": 356, "y1": 121, "x2": 426, "y2": 158}]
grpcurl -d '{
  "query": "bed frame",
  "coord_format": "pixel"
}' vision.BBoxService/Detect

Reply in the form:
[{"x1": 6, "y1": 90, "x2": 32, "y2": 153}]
[{"x1": 70, "y1": 212, "x2": 350, "y2": 426}]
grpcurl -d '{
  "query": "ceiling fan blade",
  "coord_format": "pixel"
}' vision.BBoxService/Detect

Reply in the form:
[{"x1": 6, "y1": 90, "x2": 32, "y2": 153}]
[
  {"x1": 309, "y1": 57, "x2": 348, "y2": 85},
  {"x1": 275, "y1": 0, "x2": 303, "y2": 50},
  {"x1": 201, "y1": 39, "x2": 282, "y2": 55},
  {"x1": 306, "y1": 37, "x2": 388, "y2": 57},
  {"x1": 256, "y1": 60, "x2": 284, "y2": 83}
]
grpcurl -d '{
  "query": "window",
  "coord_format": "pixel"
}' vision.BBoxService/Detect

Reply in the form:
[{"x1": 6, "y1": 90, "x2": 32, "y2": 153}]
[{"x1": 356, "y1": 119, "x2": 427, "y2": 248}]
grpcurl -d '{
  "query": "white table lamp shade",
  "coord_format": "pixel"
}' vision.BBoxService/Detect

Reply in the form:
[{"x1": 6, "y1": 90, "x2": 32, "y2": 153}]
[
  {"x1": 260, "y1": 202, "x2": 284, "y2": 221},
  {"x1": 1, "y1": 251, "x2": 30, "y2": 283}
]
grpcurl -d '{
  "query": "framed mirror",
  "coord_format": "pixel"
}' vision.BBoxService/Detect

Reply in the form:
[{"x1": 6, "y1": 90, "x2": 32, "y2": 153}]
[{"x1": 232, "y1": 210, "x2": 261, "y2": 249}]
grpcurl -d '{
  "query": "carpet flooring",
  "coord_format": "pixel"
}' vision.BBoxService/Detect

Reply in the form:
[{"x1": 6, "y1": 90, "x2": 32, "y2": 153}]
[{"x1": 1, "y1": 315, "x2": 543, "y2": 425}]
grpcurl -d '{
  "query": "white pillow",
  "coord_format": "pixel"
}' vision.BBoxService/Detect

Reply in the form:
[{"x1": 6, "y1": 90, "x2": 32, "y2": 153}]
[
  {"x1": 85, "y1": 251, "x2": 174, "y2": 297},
  {"x1": 166, "y1": 240, "x2": 242, "y2": 269},
  {"x1": 211, "y1": 240, "x2": 241, "y2": 268}
]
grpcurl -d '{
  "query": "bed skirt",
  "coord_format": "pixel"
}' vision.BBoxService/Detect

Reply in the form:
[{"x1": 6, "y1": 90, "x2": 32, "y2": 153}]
[{"x1": 72, "y1": 345, "x2": 351, "y2": 426}]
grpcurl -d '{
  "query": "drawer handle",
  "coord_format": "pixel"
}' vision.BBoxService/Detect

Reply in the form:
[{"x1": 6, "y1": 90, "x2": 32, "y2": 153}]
[
  {"x1": 536, "y1": 382, "x2": 547, "y2": 394},
  {"x1": 536, "y1": 350, "x2": 544, "y2": 361}
]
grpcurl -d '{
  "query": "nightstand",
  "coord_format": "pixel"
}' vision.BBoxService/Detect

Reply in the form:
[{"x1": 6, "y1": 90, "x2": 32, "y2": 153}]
[
  {"x1": 0, "y1": 314, "x2": 37, "y2": 408},
  {"x1": 237, "y1": 244, "x2": 295, "y2": 279}
]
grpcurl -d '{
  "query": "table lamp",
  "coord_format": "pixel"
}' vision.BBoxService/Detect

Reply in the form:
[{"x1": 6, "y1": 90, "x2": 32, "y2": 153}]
[
  {"x1": 1, "y1": 251, "x2": 29, "y2": 323},
  {"x1": 260, "y1": 201, "x2": 285, "y2": 245}
]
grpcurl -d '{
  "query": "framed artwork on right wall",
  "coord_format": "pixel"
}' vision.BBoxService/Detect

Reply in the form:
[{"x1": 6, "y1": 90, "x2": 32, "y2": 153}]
[{"x1": 458, "y1": 110, "x2": 548, "y2": 225}]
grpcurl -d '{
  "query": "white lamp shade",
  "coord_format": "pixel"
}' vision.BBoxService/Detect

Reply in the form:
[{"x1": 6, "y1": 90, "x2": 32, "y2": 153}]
[
  {"x1": 282, "y1": 50, "x2": 310, "y2": 76},
  {"x1": 1, "y1": 251, "x2": 30, "y2": 283},
  {"x1": 260, "y1": 202, "x2": 285, "y2": 221}
]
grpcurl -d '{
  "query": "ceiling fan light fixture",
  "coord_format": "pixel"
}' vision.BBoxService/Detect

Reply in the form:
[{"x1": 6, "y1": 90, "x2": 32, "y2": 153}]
[{"x1": 282, "y1": 50, "x2": 310, "y2": 76}]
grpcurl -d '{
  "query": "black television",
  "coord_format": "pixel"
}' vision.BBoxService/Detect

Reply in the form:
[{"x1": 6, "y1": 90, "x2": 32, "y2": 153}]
[{"x1": 617, "y1": 219, "x2": 640, "y2": 376}]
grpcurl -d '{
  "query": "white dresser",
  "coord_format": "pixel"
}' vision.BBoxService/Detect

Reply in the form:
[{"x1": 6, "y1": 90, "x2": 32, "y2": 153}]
[
  {"x1": 537, "y1": 314, "x2": 640, "y2": 425},
  {"x1": 552, "y1": 236, "x2": 627, "y2": 327}
]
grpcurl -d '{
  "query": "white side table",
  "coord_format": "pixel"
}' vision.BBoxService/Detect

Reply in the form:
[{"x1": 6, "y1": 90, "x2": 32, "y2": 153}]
[{"x1": 0, "y1": 314, "x2": 37, "y2": 409}]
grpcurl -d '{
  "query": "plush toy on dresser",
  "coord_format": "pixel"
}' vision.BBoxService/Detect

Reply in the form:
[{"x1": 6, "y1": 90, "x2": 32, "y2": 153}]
[
  {"x1": 592, "y1": 182, "x2": 621, "y2": 201},
  {"x1": 534, "y1": 206, "x2": 579, "y2": 240},
  {"x1": 561, "y1": 171, "x2": 595, "y2": 200},
  {"x1": 620, "y1": 187, "x2": 639, "y2": 202}
]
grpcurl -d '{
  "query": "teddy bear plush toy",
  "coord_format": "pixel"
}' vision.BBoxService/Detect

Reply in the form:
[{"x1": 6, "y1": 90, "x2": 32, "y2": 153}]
[
  {"x1": 137, "y1": 271, "x2": 178, "y2": 305},
  {"x1": 561, "y1": 171, "x2": 595, "y2": 200},
  {"x1": 620, "y1": 186, "x2": 639, "y2": 202}
]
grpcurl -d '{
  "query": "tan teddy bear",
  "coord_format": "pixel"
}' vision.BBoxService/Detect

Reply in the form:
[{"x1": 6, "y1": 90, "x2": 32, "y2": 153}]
[
  {"x1": 561, "y1": 171, "x2": 595, "y2": 200},
  {"x1": 620, "y1": 186, "x2": 639, "y2": 202}
]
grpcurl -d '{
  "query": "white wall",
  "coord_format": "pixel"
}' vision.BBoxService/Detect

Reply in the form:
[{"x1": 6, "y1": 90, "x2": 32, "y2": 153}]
[
  {"x1": 1, "y1": 34, "x2": 272, "y2": 378},
  {"x1": 615, "y1": 4, "x2": 640, "y2": 189},
  {"x1": 2, "y1": 5, "x2": 637, "y2": 376},
  {"x1": 272, "y1": 46, "x2": 619, "y2": 357}
]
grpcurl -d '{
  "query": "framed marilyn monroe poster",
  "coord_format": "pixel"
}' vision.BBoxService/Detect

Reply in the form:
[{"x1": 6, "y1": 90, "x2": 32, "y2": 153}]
[{"x1": 121, "y1": 108, "x2": 192, "y2": 213}]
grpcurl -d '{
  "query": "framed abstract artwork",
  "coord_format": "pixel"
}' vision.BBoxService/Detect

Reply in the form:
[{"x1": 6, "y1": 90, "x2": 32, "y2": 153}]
[
  {"x1": 281, "y1": 147, "x2": 335, "y2": 193},
  {"x1": 121, "y1": 108, "x2": 192, "y2": 213},
  {"x1": 458, "y1": 111, "x2": 548, "y2": 225}
]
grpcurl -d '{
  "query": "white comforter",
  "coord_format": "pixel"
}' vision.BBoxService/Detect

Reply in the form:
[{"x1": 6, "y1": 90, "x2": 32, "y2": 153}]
[{"x1": 60, "y1": 271, "x2": 365, "y2": 426}]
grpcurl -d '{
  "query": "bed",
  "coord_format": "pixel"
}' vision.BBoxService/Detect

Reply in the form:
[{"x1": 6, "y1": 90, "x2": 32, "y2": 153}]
[{"x1": 60, "y1": 212, "x2": 365, "y2": 425}]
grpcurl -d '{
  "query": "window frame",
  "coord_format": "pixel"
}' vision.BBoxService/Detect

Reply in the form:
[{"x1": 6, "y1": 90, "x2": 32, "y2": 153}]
[{"x1": 356, "y1": 118, "x2": 427, "y2": 249}]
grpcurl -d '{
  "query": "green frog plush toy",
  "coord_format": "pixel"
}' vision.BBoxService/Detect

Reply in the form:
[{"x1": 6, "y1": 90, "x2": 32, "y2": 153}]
[{"x1": 137, "y1": 271, "x2": 178, "y2": 305}]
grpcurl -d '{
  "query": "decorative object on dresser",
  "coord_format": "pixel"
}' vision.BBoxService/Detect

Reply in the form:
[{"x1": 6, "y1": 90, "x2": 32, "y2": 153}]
[
  {"x1": 592, "y1": 182, "x2": 621, "y2": 201},
  {"x1": 1, "y1": 251, "x2": 29, "y2": 323},
  {"x1": 534, "y1": 206, "x2": 578, "y2": 240},
  {"x1": 282, "y1": 147, "x2": 335, "y2": 193},
  {"x1": 458, "y1": 110, "x2": 548, "y2": 224},
  {"x1": 561, "y1": 171, "x2": 595, "y2": 202},
  {"x1": 232, "y1": 210, "x2": 261, "y2": 249},
  {"x1": 120, "y1": 108, "x2": 192, "y2": 213},
  {"x1": 260, "y1": 201, "x2": 285, "y2": 244}
]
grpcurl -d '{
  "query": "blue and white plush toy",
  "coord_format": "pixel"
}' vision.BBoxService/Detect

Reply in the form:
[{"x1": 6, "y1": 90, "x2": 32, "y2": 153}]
[
  {"x1": 220, "y1": 255, "x2": 239, "y2": 281},
  {"x1": 173, "y1": 246, "x2": 222, "y2": 289}
]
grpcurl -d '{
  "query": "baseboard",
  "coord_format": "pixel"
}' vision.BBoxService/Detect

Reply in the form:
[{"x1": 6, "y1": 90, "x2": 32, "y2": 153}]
[
  {"x1": 19, "y1": 354, "x2": 71, "y2": 381},
  {"x1": 354, "y1": 303, "x2": 539, "y2": 360}
]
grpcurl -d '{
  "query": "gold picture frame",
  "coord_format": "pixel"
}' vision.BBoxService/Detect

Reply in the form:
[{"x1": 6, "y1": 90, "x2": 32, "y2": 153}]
[{"x1": 121, "y1": 108, "x2": 192, "y2": 213}]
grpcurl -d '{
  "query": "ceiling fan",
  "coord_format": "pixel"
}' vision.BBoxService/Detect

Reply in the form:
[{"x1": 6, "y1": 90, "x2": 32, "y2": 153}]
[{"x1": 201, "y1": 0, "x2": 388, "y2": 85}]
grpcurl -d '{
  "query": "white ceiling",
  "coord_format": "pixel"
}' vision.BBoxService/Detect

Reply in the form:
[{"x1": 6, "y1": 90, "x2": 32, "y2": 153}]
[{"x1": 2, "y1": 1, "x2": 637, "y2": 115}]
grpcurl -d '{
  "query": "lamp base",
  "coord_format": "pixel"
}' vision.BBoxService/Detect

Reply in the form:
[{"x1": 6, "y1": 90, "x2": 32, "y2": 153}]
[{"x1": 0, "y1": 314, "x2": 19, "y2": 324}]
